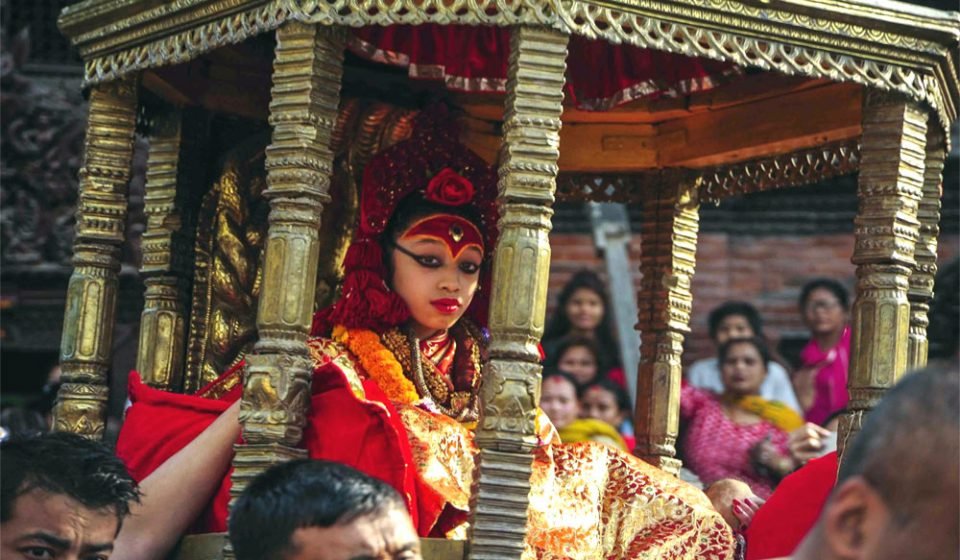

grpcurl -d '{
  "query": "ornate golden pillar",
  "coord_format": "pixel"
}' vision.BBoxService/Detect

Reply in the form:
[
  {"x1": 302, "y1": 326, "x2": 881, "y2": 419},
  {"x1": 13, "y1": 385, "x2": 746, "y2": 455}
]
[
  {"x1": 137, "y1": 106, "x2": 207, "y2": 391},
  {"x1": 468, "y1": 26, "x2": 568, "y2": 560},
  {"x1": 906, "y1": 123, "x2": 946, "y2": 369},
  {"x1": 839, "y1": 90, "x2": 925, "y2": 460},
  {"x1": 633, "y1": 176, "x2": 700, "y2": 475},
  {"x1": 227, "y1": 19, "x2": 343, "y2": 514},
  {"x1": 54, "y1": 77, "x2": 139, "y2": 438}
]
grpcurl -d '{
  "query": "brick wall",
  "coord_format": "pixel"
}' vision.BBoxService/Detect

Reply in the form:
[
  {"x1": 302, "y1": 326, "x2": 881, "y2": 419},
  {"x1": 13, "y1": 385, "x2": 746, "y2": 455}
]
[{"x1": 547, "y1": 231, "x2": 960, "y2": 368}]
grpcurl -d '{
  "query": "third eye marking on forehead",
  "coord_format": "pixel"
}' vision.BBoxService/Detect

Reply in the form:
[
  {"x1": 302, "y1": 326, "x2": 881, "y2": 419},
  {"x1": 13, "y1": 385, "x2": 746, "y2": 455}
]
[{"x1": 405, "y1": 236, "x2": 483, "y2": 261}]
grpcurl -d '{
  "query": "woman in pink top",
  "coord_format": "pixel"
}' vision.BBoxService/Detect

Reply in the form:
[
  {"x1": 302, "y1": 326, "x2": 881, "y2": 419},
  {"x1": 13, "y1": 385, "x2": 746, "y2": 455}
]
[
  {"x1": 794, "y1": 279, "x2": 851, "y2": 426},
  {"x1": 681, "y1": 337, "x2": 803, "y2": 499}
]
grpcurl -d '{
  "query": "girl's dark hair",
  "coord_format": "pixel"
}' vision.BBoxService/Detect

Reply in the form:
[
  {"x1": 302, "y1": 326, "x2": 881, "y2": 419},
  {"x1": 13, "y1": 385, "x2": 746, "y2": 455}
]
[
  {"x1": 799, "y1": 278, "x2": 850, "y2": 311},
  {"x1": 708, "y1": 301, "x2": 765, "y2": 341},
  {"x1": 718, "y1": 336, "x2": 772, "y2": 371},
  {"x1": 543, "y1": 269, "x2": 621, "y2": 369},
  {"x1": 583, "y1": 378, "x2": 632, "y2": 417},
  {"x1": 542, "y1": 366, "x2": 584, "y2": 399}
]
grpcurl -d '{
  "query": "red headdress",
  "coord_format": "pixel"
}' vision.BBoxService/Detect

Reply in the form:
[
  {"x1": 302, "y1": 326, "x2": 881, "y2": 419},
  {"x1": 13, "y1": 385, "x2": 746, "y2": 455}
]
[{"x1": 311, "y1": 106, "x2": 499, "y2": 336}]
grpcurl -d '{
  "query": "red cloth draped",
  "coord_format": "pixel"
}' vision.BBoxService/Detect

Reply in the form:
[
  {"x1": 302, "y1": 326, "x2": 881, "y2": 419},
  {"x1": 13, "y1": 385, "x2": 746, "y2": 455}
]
[
  {"x1": 115, "y1": 363, "x2": 446, "y2": 535},
  {"x1": 744, "y1": 451, "x2": 838, "y2": 559},
  {"x1": 349, "y1": 25, "x2": 738, "y2": 110}
]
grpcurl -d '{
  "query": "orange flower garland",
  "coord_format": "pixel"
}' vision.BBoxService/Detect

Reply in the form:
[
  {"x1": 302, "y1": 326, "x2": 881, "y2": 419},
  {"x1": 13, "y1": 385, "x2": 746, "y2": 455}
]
[{"x1": 332, "y1": 325, "x2": 420, "y2": 405}]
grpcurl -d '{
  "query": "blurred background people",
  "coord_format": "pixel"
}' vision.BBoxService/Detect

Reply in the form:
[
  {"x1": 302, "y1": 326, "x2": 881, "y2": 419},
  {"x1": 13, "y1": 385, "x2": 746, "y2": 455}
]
[
  {"x1": 542, "y1": 270, "x2": 623, "y2": 382},
  {"x1": 580, "y1": 378, "x2": 635, "y2": 450},
  {"x1": 793, "y1": 279, "x2": 851, "y2": 425},
  {"x1": 687, "y1": 301, "x2": 800, "y2": 413},
  {"x1": 544, "y1": 334, "x2": 625, "y2": 387},
  {"x1": 540, "y1": 368, "x2": 627, "y2": 450},
  {"x1": 681, "y1": 337, "x2": 803, "y2": 498},
  {"x1": 230, "y1": 459, "x2": 420, "y2": 560},
  {"x1": 1, "y1": 432, "x2": 140, "y2": 560}
]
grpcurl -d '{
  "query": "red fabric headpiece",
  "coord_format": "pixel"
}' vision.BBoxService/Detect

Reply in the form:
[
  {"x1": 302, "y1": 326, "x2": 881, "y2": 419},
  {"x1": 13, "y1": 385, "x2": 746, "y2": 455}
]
[
  {"x1": 312, "y1": 105, "x2": 498, "y2": 335},
  {"x1": 400, "y1": 214, "x2": 484, "y2": 260}
]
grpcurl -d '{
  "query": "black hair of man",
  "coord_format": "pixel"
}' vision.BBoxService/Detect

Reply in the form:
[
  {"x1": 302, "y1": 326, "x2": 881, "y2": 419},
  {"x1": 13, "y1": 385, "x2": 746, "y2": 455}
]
[
  {"x1": 837, "y1": 361, "x2": 959, "y2": 523},
  {"x1": 707, "y1": 301, "x2": 765, "y2": 342},
  {"x1": 229, "y1": 459, "x2": 407, "y2": 560},
  {"x1": 0, "y1": 431, "x2": 140, "y2": 524},
  {"x1": 799, "y1": 278, "x2": 850, "y2": 311}
]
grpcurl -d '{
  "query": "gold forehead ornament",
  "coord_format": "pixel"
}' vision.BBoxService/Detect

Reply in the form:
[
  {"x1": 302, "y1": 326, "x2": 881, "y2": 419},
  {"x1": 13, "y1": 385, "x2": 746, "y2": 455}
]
[{"x1": 449, "y1": 224, "x2": 464, "y2": 242}]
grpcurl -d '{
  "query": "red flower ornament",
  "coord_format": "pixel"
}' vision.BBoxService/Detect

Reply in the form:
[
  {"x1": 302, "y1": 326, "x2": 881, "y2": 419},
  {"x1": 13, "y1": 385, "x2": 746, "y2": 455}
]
[{"x1": 425, "y1": 168, "x2": 475, "y2": 206}]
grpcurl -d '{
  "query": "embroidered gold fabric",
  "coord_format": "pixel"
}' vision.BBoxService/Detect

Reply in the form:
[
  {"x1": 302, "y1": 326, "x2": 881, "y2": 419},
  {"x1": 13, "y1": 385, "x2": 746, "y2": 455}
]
[
  {"x1": 306, "y1": 337, "x2": 366, "y2": 399},
  {"x1": 307, "y1": 327, "x2": 734, "y2": 558},
  {"x1": 398, "y1": 405, "x2": 734, "y2": 558}
]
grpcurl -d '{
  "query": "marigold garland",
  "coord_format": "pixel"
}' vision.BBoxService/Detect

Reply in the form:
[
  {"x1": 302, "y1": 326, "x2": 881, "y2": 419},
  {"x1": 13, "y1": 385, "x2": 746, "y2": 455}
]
[{"x1": 332, "y1": 325, "x2": 420, "y2": 405}]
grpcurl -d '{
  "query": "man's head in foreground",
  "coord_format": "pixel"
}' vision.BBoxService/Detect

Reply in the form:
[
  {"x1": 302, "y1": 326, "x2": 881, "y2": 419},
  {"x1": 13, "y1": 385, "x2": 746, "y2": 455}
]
[
  {"x1": 0, "y1": 431, "x2": 140, "y2": 560},
  {"x1": 793, "y1": 361, "x2": 959, "y2": 560},
  {"x1": 230, "y1": 459, "x2": 420, "y2": 560}
]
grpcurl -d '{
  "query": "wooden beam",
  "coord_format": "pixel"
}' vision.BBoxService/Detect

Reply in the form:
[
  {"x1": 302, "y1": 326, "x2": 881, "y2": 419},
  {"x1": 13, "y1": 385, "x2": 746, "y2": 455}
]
[{"x1": 658, "y1": 82, "x2": 863, "y2": 167}]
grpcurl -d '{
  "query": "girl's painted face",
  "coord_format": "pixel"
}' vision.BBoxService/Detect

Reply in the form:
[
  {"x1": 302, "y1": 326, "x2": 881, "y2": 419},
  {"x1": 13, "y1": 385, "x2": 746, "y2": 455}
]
[
  {"x1": 802, "y1": 287, "x2": 848, "y2": 338},
  {"x1": 715, "y1": 314, "x2": 755, "y2": 346},
  {"x1": 564, "y1": 288, "x2": 604, "y2": 333},
  {"x1": 541, "y1": 376, "x2": 579, "y2": 430},
  {"x1": 390, "y1": 216, "x2": 483, "y2": 339},
  {"x1": 721, "y1": 341, "x2": 767, "y2": 397},
  {"x1": 558, "y1": 345, "x2": 599, "y2": 385},
  {"x1": 581, "y1": 385, "x2": 625, "y2": 428}
]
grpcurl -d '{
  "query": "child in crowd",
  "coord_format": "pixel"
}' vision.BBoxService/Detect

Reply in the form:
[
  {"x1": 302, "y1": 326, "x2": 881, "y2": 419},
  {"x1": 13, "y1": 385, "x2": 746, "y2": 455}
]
[
  {"x1": 545, "y1": 335, "x2": 626, "y2": 387},
  {"x1": 542, "y1": 270, "x2": 623, "y2": 377},
  {"x1": 686, "y1": 301, "x2": 801, "y2": 413},
  {"x1": 540, "y1": 369, "x2": 627, "y2": 451},
  {"x1": 581, "y1": 378, "x2": 635, "y2": 450}
]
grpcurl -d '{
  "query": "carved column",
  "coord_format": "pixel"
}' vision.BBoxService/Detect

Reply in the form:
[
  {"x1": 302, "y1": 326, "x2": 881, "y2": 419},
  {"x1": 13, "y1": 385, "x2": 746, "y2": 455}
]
[
  {"x1": 906, "y1": 123, "x2": 946, "y2": 369},
  {"x1": 228, "y1": 20, "x2": 343, "y2": 518},
  {"x1": 53, "y1": 77, "x2": 139, "y2": 438},
  {"x1": 633, "y1": 175, "x2": 700, "y2": 475},
  {"x1": 839, "y1": 91, "x2": 925, "y2": 461},
  {"x1": 468, "y1": 26, "x2": 568, "y2": 560},
  {"x1": 137, "y1": 106, "x2": 207, "y2": 391}
]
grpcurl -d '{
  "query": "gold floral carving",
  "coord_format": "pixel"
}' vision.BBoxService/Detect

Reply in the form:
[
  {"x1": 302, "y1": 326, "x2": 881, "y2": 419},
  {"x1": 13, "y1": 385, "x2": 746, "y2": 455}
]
[
  {"x1": 839, "y1": 90, "x2": 926, "y2": 463},
  {"x1": 137, "y1": 105, "x2": 208, "y2": 392},
  {"x1": 59, "y1": 0, "x2": 958, "y2": 134},
  {"x1": 469, "y1": 26, "x2": 568, "y2": 560},
  {"x1": 633, "y1": 179, "x2": 701, "y2": 475},
  {"x1": 555, "y1": 141, "x2": 862, "y2": 205},
  {"x1": 907, "y1": 123, "x2": 946, "y2": 370},
  {"x1": 699, "y1": 140, "x2": 862, "y2": 203},
  {"x1": 184, "y1": 137, "x2": 269, "y2": 393},
  {"x1": 54, "y1": 77, "x2": 139, "y2": 438},
  {"x1": 228, "y1": 22, "x2": 344, "y2": 541}
]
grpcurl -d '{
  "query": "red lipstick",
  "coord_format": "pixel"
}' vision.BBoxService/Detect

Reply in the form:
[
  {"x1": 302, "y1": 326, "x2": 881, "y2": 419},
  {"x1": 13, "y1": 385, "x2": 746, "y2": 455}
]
[{"x1": 431, "y1": 298, "x2": 461, "y2": 314}]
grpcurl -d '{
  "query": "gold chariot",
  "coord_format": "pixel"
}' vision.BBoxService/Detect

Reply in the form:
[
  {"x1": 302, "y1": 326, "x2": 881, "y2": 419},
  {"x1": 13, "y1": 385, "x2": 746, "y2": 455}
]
[{"x1": 52, "y1": 0, "x2": 958, "y2": 558}]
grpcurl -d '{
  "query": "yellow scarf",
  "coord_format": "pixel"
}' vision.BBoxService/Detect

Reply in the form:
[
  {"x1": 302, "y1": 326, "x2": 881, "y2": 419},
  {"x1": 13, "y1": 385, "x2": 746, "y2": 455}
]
[
  {"x1": 734, "y1": 395, "x2": 804, "y2": 432},
  {"x1": 557, "y1": 418, "x2": 628, "y2": 451}
]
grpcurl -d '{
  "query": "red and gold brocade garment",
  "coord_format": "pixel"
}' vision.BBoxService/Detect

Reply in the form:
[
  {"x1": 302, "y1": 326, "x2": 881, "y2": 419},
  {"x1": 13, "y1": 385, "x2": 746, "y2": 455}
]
[{"x1": 116, "y1": 322, "x2": 734, "y2": 559}]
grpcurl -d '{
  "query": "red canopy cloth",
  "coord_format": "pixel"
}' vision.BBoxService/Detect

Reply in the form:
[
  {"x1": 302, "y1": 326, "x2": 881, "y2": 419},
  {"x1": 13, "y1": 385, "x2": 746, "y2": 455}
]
[{"x1": 349, "y1": 25, "x2": 739, "y2": 111}]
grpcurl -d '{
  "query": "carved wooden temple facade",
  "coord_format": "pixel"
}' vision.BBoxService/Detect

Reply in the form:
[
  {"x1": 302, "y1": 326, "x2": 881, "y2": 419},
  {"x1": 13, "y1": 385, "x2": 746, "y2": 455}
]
[{"x1": 45, "y1": 0, "x2": 959, "y2": 557}]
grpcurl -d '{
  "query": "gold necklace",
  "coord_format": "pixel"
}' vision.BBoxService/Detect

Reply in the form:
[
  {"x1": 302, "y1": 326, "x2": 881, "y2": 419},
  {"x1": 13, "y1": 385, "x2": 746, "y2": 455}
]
[{"x1": 407, "y1": 328, "x2": 478, "y2": 422}]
